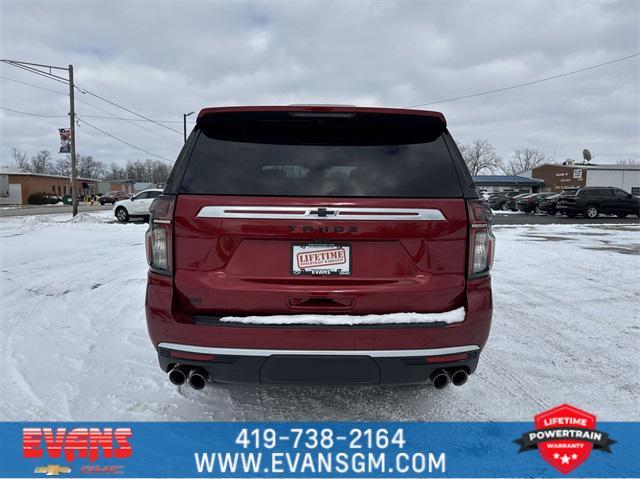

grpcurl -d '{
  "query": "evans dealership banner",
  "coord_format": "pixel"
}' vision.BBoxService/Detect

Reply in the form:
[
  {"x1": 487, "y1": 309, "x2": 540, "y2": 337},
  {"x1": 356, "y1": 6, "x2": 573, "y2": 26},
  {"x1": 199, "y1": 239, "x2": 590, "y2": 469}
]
[{"x1": 0, "y1": 421, "x2": 637, "y2": 478}]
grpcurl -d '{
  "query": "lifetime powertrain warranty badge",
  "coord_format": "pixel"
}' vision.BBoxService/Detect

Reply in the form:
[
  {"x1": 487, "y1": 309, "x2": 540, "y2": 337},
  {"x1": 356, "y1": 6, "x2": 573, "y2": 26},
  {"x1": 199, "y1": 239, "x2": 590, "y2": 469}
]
[{"x1": 514, "y1": 404, "x2": 616, "y2": 474}]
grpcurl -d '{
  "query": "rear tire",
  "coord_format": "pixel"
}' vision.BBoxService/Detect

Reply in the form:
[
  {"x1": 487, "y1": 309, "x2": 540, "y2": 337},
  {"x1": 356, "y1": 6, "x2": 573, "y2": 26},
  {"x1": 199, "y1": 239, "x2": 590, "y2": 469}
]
[
  {"x1": 115, "y1": 207, "x2": 129, "y2": 223},
  {"x1": 585, "y1": 205, "x2": 599, "y2": 219},
  {"x1": 500, "y1": 203, "x2": 508, "y2": 211}
]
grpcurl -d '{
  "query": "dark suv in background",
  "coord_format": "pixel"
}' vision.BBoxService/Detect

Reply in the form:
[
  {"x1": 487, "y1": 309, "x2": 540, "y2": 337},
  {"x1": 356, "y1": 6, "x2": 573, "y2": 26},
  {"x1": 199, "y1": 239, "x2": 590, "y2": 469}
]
[
  {"x1": 538, "y1": 193, "x2": 561, "y2": 215},
  {"x1": 556, "y1": 187, "x2": 640, "y2": 219},
  {"x1": 99, "y1": 191, "x2": 131, "y2": 205},
  {"x1": 516, "y1": 192, "x2": 556, "y2": 213},
  {"x1": 488, "y1": 191, "x2": 522, "y2": 210}
]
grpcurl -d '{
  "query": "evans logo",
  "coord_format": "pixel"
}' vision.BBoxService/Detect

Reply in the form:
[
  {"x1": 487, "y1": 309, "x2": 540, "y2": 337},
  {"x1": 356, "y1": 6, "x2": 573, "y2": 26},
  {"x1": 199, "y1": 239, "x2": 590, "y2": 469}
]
[{"x1": 23, "y1": 427, "x2": 133, "y2": 462}]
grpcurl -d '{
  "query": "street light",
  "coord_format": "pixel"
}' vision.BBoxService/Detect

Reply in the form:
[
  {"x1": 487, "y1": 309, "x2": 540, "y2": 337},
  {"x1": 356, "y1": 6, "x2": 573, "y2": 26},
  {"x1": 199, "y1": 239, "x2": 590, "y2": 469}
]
[{"x1": 183, "y1": 111, "x2": 195, "y2": 142}]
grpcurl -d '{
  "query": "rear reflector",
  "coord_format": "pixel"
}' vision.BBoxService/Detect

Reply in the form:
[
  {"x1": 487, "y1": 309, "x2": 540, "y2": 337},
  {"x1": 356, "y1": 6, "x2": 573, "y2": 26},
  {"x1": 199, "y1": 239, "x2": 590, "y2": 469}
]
[
  {"x1": 426, "y1": 353, "x2": 468, "y2": 363},
  {"x1": 170, "y1": 351, "x2": 215, "y2": 361}
]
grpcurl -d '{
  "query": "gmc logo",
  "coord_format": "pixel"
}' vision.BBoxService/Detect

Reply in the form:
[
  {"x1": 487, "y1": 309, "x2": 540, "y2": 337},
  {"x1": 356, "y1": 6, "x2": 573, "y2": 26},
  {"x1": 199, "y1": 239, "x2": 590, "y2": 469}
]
[{"x1": 289, "y1": 225, "x2": 358, "y2": 233}]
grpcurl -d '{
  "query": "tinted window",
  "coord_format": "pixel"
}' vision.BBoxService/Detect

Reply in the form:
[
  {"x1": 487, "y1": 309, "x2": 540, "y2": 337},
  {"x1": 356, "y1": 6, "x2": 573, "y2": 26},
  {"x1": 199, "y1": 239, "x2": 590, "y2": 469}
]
[
  {"x1": 147, "y1": 191, "x2": 161, "y2": 199},
  {"x1": 135, "y1": 192, "x2": 149, "y2": 199},
  {"x1": 614, "y1": 189, "x2": 629, "y2": 198},
  {"x1": 181, "y1": 134, "x2": 462, "y2": 197},
  {"x1": 579, "y1": 189, "x2": 603, "y2": 196}
]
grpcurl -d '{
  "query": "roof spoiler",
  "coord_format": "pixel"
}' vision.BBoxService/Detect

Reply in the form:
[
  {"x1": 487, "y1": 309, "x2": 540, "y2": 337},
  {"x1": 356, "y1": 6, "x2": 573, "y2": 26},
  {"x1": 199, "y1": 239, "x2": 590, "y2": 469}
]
[{"x1": 196, "y1": 105, "x2": 446, "y2": 127}]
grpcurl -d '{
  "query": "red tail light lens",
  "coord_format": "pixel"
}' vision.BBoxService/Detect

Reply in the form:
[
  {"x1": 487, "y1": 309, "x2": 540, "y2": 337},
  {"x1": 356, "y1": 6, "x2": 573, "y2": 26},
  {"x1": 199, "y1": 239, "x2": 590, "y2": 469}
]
[
  {"x1": 146, "y1": 195, "x2": 175, "y2": 274},
  {"x1": 467, "y1": 200, "x2": 495, "y2": 277}
]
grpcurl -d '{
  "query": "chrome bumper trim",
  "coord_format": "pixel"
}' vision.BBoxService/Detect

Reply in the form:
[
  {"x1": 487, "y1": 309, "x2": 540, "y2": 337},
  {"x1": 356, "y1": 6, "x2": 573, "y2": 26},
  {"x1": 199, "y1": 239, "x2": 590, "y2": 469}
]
[{"x1": 158, "y1": 343, "x2": 479, "y2": 358}]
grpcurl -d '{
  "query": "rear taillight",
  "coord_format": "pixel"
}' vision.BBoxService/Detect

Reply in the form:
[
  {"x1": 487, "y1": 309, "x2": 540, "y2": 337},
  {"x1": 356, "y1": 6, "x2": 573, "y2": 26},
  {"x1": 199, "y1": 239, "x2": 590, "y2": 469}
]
[
  {"x1": 146, "y1": 195, "x2": 175, "y2": 274},
  {"x1": 467, "y1": 200, "x2": 495, "y2": 277}
]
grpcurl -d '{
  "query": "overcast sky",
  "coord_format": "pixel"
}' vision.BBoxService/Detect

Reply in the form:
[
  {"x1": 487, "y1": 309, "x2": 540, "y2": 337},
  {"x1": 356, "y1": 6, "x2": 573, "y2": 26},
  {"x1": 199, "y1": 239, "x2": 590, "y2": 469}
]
[{"x1": 0, "y1": 0, "x2": 638, "y2": 169}]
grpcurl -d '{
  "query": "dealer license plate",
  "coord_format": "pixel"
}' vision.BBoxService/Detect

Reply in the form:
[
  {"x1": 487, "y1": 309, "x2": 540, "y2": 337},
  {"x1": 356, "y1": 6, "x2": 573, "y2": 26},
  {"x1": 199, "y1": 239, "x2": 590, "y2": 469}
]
[{"x1": 292, "y1": 243, "x2": 351, "y2": 276}]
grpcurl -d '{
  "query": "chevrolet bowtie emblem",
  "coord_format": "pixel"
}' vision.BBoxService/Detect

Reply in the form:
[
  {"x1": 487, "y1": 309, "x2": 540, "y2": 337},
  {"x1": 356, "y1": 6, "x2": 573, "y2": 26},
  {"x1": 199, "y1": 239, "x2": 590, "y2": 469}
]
[
  {"x1": 34, "y1": 465, "x2": 71, "y2": 476},
  {"x1": 308, "y1": 207, "x2": 336, "y2": 217}
]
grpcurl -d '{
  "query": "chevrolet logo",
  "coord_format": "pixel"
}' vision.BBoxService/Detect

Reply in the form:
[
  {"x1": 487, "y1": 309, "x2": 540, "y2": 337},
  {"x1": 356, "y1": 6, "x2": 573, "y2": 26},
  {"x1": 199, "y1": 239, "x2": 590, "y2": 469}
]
[
  {"x1": 34, "y1": 465, "x2": 71, "y2": 476},
  {"x1": 308, "y1": 208, "x2": 337, "y2": 217}
]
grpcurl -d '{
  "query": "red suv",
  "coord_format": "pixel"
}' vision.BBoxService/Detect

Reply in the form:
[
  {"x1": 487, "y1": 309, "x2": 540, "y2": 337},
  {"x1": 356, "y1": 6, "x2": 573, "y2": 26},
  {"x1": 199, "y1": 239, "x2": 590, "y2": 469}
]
[{"x1": 145, "y1": 106, "x2": 494, "y2": 390}]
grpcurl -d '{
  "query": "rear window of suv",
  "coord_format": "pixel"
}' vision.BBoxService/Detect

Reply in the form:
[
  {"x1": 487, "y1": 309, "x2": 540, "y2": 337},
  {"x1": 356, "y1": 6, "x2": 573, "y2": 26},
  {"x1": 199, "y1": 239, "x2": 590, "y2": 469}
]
[{"x1": 179, "y1": 112, "x2": 463, "y2": 198}]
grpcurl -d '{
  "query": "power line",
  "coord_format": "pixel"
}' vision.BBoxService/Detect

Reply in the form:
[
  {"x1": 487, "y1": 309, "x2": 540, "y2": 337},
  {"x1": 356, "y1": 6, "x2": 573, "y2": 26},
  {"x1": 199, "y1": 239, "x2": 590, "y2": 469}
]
[
  {"x1": 0, "y1": 74, "x2": 68, "y2": 95},
  {"x1": 76, "y1": 116, "x2": 173, "y2": 163},
  {"x1": 3, "y1": 60, "x2": 70, "y2": 85},
  {"x1": 0, "y1": 75, "x2": 195, "y2": 123},
  {"x1": 79, "y1": 114, "x2": 194, "y2": 124},
  {"x1": 407, "y1": 52, "x2": 640, "y2": 108},
  {"x1": 0, "y1": 105, "x2": 67, "y2": 118},
  {"x1": 0, "y1": 75, "x2": 187, "y2": 140},
  {"x1": 74, "y1": 97, "x2": 182, "y2": 142},
  {"x1": 75, "y1": 85, "x2": 183, "y2": 134},
  {"x1": 1, "y1": 105, "x2": 175, "y2": 162}
]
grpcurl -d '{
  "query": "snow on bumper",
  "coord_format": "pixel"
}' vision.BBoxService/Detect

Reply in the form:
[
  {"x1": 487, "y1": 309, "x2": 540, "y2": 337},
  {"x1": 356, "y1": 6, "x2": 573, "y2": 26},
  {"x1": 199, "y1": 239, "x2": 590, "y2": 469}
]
[{"x1": 218, "y1": 308, "x2": 466, "y2": 326}]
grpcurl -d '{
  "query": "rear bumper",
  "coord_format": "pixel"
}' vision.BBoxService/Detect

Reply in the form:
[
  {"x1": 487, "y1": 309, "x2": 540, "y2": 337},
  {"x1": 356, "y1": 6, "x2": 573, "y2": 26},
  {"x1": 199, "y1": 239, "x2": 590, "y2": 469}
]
[
  {"x1": 157, "y1": 344, "x2": 480, "y2": 385},
  {"x1": 146, "y1": 272, "x2": 492, "y2": 384}
]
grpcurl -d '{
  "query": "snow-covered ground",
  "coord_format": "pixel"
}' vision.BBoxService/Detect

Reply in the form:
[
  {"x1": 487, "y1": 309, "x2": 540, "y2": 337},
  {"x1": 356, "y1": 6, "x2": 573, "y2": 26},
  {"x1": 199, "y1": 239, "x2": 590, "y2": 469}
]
[{"x1": 0, "y1": 212, "x2": 638, "y2": 421}]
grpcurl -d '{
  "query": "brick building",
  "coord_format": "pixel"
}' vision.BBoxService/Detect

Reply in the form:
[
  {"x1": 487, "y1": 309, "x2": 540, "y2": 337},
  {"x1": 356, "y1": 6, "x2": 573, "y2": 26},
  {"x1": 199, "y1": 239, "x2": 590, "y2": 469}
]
[
  {"x1": 0, "y1": 169, "x2": 99, "y2": 205},
  {"x1": 97, "y1": 179, "x2": 135, "y2": 195}
]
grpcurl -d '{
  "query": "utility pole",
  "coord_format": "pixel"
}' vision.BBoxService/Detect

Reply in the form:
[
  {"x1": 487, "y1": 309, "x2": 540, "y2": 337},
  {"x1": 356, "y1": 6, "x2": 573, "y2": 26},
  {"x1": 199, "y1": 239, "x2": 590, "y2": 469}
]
[
  {"x1": 69, "y1": 64, "x2": 78, "y2": 216},
  {"x1": 1, "y1": 59, "x2": 79, "y2": 216},
  {"x1": 183, "y1": 111, "x2": 195, "y2": 142}
]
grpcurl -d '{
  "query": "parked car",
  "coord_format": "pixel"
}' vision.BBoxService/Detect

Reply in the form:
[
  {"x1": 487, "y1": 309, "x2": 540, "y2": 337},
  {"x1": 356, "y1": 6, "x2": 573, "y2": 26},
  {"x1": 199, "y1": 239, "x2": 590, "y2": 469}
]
[
  {"x1": 99, "y1": 191, "x2": 131, "y2": 205},
  {"x1": 538, "y1": 193, "x2": 561, "y2": 215},
  {"x1": 503, "y1": 193, "x2": 530, "y2": 212},
  {"x1": 145, "y1": 105, "x2": 495, "y2": 389},
  {"x1": 488, "y1": 191, "x2": 521, "y2": 210},
  {"x1": 516, "y1": 192, "x2": 556, "y2": 213},
  {"x1": 113, "y1": 189, "x2": 163, "y2": 222},
  {"x1": 556, "y1": 187, "x2": 640, "y2": 219}
]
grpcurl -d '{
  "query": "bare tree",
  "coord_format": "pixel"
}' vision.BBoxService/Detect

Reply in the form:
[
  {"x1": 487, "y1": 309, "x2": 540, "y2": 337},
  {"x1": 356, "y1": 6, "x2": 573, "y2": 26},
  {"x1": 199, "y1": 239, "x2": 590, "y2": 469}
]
[
  {"x1": 51, "y1": 156, "x2": 71, "y2": 177},
  {"x1": 10, "y1": 148, "x2": 30, "y2": 171},
  {"x1": 30, "y1": 150, "x2": 52, "y2": 174},
  {"x1": 107, "y1": 162, "x2": 125, "y2": 179},
  {"x1": 76, "y1": 155, "x2": 105, "y2": 179},
  {"x1": 502, "y1": 147, "x2": 547, "y2": 175},
  {"x1": 458, "y1": 139, "x2": 502, "y2": 175}
]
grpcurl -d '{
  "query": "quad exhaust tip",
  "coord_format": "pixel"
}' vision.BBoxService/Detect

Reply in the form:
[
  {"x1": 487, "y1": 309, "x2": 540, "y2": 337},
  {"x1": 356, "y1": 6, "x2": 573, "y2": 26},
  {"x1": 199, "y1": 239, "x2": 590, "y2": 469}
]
[
  {"x1": 187, "y1": 368, "x2": 208, "y2": 390},
  {"x1": 451, "y1": 369, "x2": 469, "y2": 386},
  {"x1": 430, "y1": 369, "x2": 450, "y2": 389},
  {"x1": 168, "y1": 365, "x2": 188, "y2": 386}
]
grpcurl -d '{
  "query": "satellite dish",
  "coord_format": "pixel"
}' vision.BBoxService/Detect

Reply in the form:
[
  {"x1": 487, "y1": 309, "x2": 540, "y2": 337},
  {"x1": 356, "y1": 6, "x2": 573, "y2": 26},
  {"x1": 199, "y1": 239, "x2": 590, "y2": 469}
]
[{"x1": 583, "y1": 149, "x2": 592, "y2": 162}]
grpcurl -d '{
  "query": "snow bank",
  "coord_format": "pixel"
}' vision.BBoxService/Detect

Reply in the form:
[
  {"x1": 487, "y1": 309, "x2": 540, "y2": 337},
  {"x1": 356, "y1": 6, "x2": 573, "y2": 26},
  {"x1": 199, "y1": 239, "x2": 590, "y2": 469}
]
[
  {"x1": 69, "y1": 212, "x2": 109, "y2": 224},
  {"x1": 219, "y1": 307, "x2": 466, "y2": 325}
]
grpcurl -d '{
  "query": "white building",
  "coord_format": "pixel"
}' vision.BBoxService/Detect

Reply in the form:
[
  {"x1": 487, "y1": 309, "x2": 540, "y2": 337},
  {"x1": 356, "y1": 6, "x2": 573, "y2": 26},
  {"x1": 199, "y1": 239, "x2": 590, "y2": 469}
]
[
  {"x1": 521, "y1": 163, "x2": 640, "y2": 195},
  {"x1": 583, "y1": 165, "x2": 640, "y2": 194}
]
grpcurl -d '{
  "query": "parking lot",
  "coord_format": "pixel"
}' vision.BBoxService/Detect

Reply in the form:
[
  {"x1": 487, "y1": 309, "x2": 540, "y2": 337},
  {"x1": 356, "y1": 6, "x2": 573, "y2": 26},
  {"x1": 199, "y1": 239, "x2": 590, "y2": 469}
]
[
  {"x1": 491, "y1": 211, "x2": 640, "y2": 225},
  {"x1": 0, "y1": 210, "x2": 638, "y2": 422}
]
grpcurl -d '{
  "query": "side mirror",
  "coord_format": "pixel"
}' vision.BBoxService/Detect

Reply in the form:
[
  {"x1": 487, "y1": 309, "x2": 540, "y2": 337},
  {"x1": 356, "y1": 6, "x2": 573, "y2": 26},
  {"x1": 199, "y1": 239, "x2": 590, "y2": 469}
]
[{"x1": 130, "y1": 197, "x2": 135, "y2": 201}]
